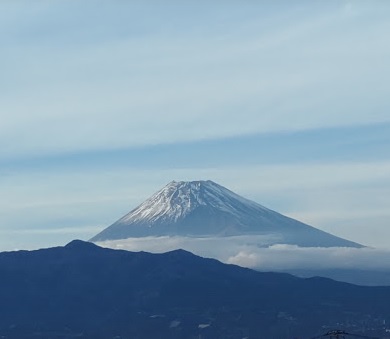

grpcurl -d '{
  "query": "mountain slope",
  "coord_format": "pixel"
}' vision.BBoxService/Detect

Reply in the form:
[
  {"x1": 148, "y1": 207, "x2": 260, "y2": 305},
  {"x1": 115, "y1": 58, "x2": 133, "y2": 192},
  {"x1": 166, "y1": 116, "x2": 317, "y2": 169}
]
[
  {"x1": 0, "y1": 240, "x2": 388, "y2": 338},
  {"x1": 90, "y1": 180, "x2": 362, "y2": 247}
]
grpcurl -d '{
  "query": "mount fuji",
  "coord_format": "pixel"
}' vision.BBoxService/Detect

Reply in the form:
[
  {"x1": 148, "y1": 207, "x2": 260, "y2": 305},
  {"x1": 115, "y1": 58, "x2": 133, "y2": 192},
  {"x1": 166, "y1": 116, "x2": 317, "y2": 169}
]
[{"x1": 90, "y1": 180, "x2": 362, "y2": 248}]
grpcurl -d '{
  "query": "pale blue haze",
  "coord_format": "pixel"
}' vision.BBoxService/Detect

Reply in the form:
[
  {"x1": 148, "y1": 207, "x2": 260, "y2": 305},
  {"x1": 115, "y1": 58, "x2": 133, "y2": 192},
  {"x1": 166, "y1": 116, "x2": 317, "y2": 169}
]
[{"x1": 0, "y1": 1, "x2": 389, "y2": 251}]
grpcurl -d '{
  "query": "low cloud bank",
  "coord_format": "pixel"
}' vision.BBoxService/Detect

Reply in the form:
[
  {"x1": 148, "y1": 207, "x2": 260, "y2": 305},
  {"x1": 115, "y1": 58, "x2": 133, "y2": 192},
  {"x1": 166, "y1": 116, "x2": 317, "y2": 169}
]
[{"x1": 97, "y1": 235, "x2": 390, "y2": 271}]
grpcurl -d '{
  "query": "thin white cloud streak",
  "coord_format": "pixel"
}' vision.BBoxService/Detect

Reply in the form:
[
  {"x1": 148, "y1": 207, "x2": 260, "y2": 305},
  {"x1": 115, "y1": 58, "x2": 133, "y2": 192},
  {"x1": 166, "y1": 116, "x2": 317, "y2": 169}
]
[
  {"x1": 0, "y1": 227, "x2": 101, "y2": 252},
  {"x1": 2, "y1": 225, "x2": 102, "y2": 236},
  {"x1": 1, "y1": 2, "x2": 390, "y2": 158},
  {"x1": 3, "y1": 161, "x2": 390, "y2": 212},
  {"x1": 97, "y1": 236, "x2": 390, "y2": 271}
]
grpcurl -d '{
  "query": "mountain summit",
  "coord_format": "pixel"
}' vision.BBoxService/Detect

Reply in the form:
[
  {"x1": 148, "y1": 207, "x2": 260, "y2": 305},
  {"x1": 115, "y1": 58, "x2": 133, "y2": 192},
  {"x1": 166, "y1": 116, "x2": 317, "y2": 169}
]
[{"x1": 90, "y1": 180, "x2": 362, "y2": 247}]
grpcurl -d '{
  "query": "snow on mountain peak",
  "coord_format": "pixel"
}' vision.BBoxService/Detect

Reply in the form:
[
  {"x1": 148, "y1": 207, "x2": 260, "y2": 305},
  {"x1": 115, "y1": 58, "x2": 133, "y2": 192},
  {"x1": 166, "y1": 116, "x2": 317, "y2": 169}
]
[
  {"x1": 118, "y1": 180, "x2": 267, "y2": 225},
  {"x1": 90, "y1": 180, "x2": 363, "y2": 248}
]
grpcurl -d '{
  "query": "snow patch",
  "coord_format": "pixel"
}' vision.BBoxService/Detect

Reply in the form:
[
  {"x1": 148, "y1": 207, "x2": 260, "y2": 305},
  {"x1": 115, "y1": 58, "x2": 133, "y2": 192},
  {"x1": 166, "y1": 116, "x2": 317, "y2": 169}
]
[{"x1": 118, "y1": 180, "x2": 272, "y2": 226}]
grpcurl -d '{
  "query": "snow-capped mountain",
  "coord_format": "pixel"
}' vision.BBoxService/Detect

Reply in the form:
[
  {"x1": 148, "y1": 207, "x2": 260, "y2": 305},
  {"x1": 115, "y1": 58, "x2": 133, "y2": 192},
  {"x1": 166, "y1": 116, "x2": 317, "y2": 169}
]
[{"x1": 90, "y1": 180, "x2": 362, "y2": 247}]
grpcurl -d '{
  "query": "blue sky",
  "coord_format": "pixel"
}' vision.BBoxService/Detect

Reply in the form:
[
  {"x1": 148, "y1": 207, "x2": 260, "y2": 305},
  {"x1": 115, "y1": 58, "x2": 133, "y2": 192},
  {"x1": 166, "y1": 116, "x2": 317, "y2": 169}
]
[{"x1": 1, "y1": 1, "x2": 390, "y2": 251}]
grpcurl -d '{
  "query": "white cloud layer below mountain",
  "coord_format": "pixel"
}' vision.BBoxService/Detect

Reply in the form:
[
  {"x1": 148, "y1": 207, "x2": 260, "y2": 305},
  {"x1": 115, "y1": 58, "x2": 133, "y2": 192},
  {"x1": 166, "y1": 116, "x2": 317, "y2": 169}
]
[{"x1": 97, "y1": 236, "x2": 390, "y2": 271}]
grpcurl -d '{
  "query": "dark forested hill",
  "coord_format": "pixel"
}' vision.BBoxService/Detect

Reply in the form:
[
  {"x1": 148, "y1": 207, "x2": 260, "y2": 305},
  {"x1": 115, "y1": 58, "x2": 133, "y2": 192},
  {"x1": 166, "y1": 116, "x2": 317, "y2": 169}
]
[{"x1": 0, "y1": 240, "x2": 388, "y2": 339}]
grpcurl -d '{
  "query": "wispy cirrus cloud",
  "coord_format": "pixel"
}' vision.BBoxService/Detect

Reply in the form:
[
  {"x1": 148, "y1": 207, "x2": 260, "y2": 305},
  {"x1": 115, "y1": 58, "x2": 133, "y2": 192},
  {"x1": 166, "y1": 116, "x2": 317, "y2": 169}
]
[
  {"x1": 1, "y1": 2, "x2": 390, "y2": 158},
  {"x1": 1, "y1": 1, "x2": 389, "y2": 253}
]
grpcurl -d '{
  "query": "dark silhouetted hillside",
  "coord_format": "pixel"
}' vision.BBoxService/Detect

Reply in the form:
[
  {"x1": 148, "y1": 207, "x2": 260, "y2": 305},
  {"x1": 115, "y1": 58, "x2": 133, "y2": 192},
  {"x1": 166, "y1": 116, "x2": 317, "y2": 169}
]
[{"x1": 0, "y1": 240, "x2": 388, "y2": 339}]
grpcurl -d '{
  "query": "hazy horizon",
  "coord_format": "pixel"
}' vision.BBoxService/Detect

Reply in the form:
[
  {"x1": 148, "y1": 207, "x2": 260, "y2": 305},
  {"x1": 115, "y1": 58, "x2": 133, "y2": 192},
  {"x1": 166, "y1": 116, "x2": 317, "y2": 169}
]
[{"x1": 1, "y1": 1, "x2": 390, "y2": 251}]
